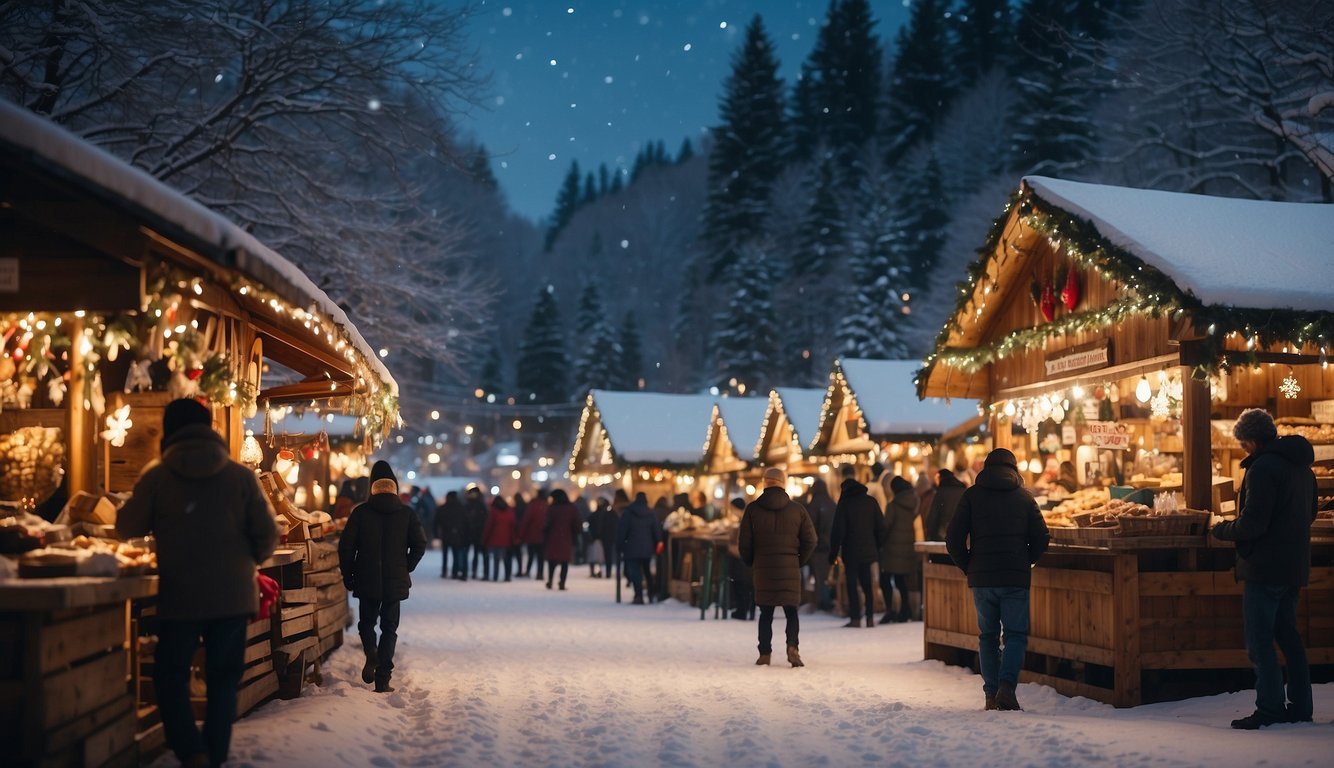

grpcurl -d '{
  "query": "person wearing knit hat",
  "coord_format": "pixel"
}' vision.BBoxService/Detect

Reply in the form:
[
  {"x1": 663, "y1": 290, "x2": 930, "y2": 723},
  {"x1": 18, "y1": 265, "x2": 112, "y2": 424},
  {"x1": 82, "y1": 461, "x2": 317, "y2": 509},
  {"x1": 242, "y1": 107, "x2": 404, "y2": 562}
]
[
  {"x1": 1212, "y1": 407, "x2": 1316, "y2": 729},
  {"x1": 117, "y1": 399, "x2": 278, "y2": 768},
  {"x1": 338, "y1": 461, "x2": 427, "y2": 693},
  {"x1": 739, "y1": 467, "x2": 817, "y2": 667},
  {"x1": 945, "y1": 447, "x2": 1050, "y2": 712}
]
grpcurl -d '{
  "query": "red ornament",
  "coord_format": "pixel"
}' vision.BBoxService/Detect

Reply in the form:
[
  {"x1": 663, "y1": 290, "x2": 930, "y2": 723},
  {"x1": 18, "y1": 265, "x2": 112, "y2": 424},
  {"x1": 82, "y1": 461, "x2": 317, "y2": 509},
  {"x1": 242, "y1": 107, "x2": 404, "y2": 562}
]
[
  {"x1": 1040, "y1": 280, "x2": 1057, "y2": 322},
  {"x1": 1061, "y1": 267, "x2": 1081, "y2": 311},
  {"x1": 1093, "y1": 385, "x2": 1106, "y2": 400},
  {"x1": 187, "y1": 367, "x2": 203, "y2": 381}
]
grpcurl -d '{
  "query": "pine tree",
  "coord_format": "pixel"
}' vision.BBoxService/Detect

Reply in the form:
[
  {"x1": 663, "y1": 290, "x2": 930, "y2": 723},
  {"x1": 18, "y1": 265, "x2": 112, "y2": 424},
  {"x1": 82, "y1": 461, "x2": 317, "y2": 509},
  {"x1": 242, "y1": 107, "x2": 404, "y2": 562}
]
[
  {"x1": 582, "y1": 172, "x2": 598, "y2": 205},
  {"x1": 571, "y1": 283, "x2": 620, "y2": 397},
  {"x1": 951, "y1": 0, "x2": 1013, "y2": 87},
  {"x1": 787, "y1": 62, "x2": 820, "y2": 163},
  {"x1": 711, "y1": 247, "x2": 780, "y2": 392},
  {"x1": 891, "y1": 155, "x2": 949, "y2": 297},
  {"x1": 700, "y1": 15, "x2": 787, "y2": 278},
  {"x1": 598, "y1": 164, "x2": 610, "y2": 195},
  {"x1": 467, "y1": 144, "x2": 499, "y2": 191},
  {"x1": 882, "y1": 0, "x2": 953, "y2": 165},
  {"x1": 545, "y1": 161, "x2": 582, "y2": 251},
  {"x1": 676, "y1": 138, "x2": 694, "y2": 164},
  {"x1": 792, "y1": 156, "x2": 845, "y2": 279},
  {"x1": 515, "y1": 285, "x2": 569, "y2": 403},
  {"x1": 608, "y1": 171, "x2": 624, "y2": 194},
  {"x1": 617, "y1": 311, "x2": 644, "y2": 390},
  {"x1": 1006, "y1": 0, "x2": 1098, "y2": 176},
  {"x1": 838, "y1": 175, "x2": 908, "y2": 359}
]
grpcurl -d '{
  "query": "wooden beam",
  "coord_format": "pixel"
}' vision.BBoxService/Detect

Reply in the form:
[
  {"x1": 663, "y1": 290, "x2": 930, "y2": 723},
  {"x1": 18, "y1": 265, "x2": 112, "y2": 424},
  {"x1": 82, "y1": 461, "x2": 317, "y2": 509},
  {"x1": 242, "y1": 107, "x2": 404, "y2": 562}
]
[
  {"x1": 993, "y1": 354, "x2": 1179, "y2": 401},
  {"x1": 1180, "y1": 351, "x2": 1213, "y2": 512},
  {"x1": 259, "y1": 379, "x2": 357, "y2": 404}
]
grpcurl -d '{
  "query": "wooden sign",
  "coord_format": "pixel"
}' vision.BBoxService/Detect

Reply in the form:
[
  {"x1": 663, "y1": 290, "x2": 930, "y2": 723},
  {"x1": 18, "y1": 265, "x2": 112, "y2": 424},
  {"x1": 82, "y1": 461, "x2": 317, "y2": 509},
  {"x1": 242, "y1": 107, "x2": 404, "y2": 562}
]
[
  {"x1": 1045, "y1": 341, "x2": 1110, "y2": 377},
  {"x1": 1088, "y1": 420, "x2": 1131, "y2": 450}
]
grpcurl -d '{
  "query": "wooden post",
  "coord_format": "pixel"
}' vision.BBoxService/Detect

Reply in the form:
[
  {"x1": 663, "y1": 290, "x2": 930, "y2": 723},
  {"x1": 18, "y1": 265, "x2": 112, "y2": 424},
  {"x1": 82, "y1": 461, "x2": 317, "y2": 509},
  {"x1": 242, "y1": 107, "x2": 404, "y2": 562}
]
[
  {"x1": 1179, "y1": 345, "x2": 1213, "y2": 512},
  {"x1": 66, "y1": 316, "x2": 98, "y2": 496},
  {"x1": 1112, "y1": 553, "x2": 1141, "y2": 707}
]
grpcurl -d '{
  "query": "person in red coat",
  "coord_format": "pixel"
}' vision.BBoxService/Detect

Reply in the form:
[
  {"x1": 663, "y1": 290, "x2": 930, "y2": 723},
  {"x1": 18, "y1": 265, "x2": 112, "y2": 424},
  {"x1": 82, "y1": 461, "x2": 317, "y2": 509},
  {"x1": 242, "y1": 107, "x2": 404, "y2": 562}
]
[
  {"x1": 482, "y1": 496, "x2": 518, "y2": 582},
  {"x1": 518, "y1": 489, "x2": 549, "y2": 579},
  {"x1": 543, "y1": 489, "x2": 582, "y2": 590}
]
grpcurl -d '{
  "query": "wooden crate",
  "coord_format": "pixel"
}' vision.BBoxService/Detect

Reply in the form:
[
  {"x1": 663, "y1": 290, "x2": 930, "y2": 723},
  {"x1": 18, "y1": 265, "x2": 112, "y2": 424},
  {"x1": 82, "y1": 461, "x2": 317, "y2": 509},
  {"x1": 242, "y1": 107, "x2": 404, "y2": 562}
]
[{"x1": 103, "y1": 391, "x2": 172, "y2": 493}]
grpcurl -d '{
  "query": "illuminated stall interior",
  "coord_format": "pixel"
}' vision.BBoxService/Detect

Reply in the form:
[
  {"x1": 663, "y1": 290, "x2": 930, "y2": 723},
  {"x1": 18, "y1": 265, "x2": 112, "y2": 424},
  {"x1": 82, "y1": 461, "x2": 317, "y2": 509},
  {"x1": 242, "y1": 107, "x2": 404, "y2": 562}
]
[
  {"x1": 755, "y1": 387, "x2": 829, "y2": 480},
  {"x1": 569, "y1": 389, "x2": 716, "y2": 500},
  {"x1": 811, "y1": 358, "x2": 979, "y2": 482}
]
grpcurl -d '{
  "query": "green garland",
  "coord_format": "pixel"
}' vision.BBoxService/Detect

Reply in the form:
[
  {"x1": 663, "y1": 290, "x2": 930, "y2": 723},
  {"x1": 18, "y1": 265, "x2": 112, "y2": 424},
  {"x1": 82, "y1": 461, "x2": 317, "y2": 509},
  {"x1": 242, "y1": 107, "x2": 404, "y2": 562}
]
[{"x1": 916, "y1": 184, "x2": 1334, "y2": 397}]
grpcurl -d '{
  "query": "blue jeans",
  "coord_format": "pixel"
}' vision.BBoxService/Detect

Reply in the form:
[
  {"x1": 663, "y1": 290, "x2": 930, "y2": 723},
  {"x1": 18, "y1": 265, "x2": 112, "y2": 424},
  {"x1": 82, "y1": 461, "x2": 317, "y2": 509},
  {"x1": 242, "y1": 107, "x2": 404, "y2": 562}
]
[
  {"x1": 155, "y1": 615, "x2": 248, "y2": 766},
  {"x1": 972, "y1": 586, "x2": 1030, "y2": 696},
  {"x1": 489, "y1": 546, "x2": 512, "y2": 580},
  {"x1": 1243, "y1": 581, "x2": 1311, "y2": 719}
]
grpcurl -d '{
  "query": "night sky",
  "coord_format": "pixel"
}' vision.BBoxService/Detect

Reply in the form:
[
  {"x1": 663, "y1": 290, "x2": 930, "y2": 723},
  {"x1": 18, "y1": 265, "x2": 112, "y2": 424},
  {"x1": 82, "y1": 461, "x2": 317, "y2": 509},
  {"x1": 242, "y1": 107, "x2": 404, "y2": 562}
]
[{"x1": 453, "y1": 0, "x2": 912, "y2": 222}]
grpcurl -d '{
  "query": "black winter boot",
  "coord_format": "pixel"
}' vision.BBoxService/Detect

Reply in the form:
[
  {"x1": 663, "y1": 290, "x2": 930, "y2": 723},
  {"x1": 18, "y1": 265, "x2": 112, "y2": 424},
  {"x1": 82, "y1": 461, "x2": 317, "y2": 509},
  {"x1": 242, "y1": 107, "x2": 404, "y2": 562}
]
[{"x1": 995, "y1": 682, "x2": 1022, "y2": 711}]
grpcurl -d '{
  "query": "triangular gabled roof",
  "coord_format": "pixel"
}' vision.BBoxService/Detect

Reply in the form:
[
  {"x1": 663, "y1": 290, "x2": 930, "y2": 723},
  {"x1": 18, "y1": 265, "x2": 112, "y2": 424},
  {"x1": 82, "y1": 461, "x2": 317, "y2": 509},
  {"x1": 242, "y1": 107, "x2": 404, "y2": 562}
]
[
  {"x1": 813, "y1": 359, "x2": 978, "y2": 455},
  {"x1": 570, "y1": 390, "x2": 716, "y2": 472},
  {"x1": 771, "y1": 387, "x2": 826, "y2": 453},
  {"x1": 755, "y1": 387, "x2": 828, "y2": 468},
  {"x1": 919, "y1": 176, "x2": 1334, "y2": 400}
]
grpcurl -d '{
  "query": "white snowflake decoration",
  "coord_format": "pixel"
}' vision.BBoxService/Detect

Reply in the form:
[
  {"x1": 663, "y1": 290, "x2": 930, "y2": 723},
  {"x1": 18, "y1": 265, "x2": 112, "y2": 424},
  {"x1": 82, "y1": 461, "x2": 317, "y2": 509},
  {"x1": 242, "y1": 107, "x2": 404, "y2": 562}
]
[
  {"x1": 101, "y1": 404, "x2": 133, "y2": 447},
  {"x1": 1280, "y1": 371, "x2": 1301, "y2": 399}
]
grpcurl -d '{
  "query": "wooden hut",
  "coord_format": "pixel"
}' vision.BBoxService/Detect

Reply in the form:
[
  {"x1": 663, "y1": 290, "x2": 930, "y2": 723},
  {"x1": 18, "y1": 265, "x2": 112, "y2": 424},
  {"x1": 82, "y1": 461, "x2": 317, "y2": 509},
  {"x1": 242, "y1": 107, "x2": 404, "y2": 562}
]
[
  {"x1": 755, "y1": 387, "x2": 829, "y2": 477},
  {"x1": 569, "y1": 389, "x2": 716, "y2": 499}
]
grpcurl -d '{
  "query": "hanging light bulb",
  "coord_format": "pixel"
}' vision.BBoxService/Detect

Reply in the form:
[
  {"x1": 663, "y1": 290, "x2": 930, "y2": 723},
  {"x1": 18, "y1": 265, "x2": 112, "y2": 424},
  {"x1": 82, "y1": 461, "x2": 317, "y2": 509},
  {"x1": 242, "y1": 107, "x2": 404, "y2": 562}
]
[
  {"x1": 1135, "y1": 375, "x2": 1152, "y2": 403},
  {"x1": 239, "y1": 430, "x2": 263, "y2": 467}
]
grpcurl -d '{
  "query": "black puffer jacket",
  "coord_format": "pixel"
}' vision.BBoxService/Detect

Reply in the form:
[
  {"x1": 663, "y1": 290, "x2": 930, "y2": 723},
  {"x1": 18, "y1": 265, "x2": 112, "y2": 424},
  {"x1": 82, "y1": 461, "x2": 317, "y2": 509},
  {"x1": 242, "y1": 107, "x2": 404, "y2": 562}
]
[
  {"x1": 1211, "y1": 435, "x2": 1317, "y2": 586},
  {"x1": 738, "y1": 487, "x2": 816, "y2": 607},
  {"x1": 925, "y1": 472, "x2": 967, "y2": 541},
  {"x1": 616, "y1": 497, "x2": 661, "y2": 560},
  {"x1": 946, "y1": 463, "x2": 1049, "y2": 588},
  {"x1": 828, "y1": 480, "x2": 886, "y2": 565},
  {"x1": 339, "y1": 492, "x2": 428, "y2": 601},
  {"x1": 805, "y1": 479, "x2": 836, "y2": 553}
]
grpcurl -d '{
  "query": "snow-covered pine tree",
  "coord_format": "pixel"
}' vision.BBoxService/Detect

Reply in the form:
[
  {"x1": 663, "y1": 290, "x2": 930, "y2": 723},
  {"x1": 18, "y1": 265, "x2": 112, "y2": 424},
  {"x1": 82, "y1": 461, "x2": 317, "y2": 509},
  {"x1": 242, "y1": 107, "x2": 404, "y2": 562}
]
[
  {"x1": 838, "y1": 173, "x2": 907, "y2": 359},
  {"x1": 617, "y1": 311, "x2": 644, "y2": 391},
  {"x1": 891, "y1": 154, "x2": 950, "y2": 298},
  {"x1": 1005, "y1": 0, "x2": 1098, "y2": 176},
  {"x1": 711, "y1": 247, "x2": 780, "y2": 392},
  {"x1": 515, "y1": 285, "x2": 569, "y2": 403},
  {"x1": 479, "y1": 342, "x2": 505, "y2": 398},
  {"x1": 546, "y1": 161, "x2": 583, "y2": 251},
  {"x1": 676, "y1": 138, "x2": 694, "y2": 164},
  {"x1": 571, "y1": 283, "x2": 621, "y2": 397},
  {"x1": 700, "y1": 15, "x2": 787, "y2": 279},
  {"x1": 950, "y1": 0, "x2": 1014, "y2": 88},
  {"x1": 882, "y1": 0, "x2": 955, "y2": 166}
]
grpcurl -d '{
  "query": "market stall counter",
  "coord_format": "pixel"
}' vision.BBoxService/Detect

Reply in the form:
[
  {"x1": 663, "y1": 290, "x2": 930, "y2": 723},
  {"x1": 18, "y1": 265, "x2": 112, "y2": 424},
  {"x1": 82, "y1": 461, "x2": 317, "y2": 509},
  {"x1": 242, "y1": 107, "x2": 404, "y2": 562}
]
[{"x1": 917, "y1": 537, "x2": 1334, "y2": 707}]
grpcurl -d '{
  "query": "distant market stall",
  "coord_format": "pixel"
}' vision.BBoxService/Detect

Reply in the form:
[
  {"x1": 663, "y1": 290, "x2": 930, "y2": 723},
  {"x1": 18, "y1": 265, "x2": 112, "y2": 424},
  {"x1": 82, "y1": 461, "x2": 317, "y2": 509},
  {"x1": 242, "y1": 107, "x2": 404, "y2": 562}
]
[
  {"x1": 915, "y1": 175, "x2": 1334, "y2": 707},
  {"x1": 0, "y1": 101, "x2": 398, "y2": 762},
  {"x1": 701, "y1": 396, "x2": 770, "y2": 498},
  {"x1": 754, "y1": 387, "x2": 829, "y2": 479},
  {"x1": 569, "y1": 389, "x2": 716, "y2": 499},
  {"x1": 811, "y1": 358, "x2": 981, "y2": 480}
]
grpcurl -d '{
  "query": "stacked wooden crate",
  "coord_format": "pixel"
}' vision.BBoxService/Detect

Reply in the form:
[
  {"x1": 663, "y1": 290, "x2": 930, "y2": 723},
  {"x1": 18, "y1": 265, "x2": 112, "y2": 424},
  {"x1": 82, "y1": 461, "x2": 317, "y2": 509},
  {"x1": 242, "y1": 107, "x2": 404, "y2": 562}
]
[{"x1": 305, "y1": 538, "x2": 350, "y2": 660}]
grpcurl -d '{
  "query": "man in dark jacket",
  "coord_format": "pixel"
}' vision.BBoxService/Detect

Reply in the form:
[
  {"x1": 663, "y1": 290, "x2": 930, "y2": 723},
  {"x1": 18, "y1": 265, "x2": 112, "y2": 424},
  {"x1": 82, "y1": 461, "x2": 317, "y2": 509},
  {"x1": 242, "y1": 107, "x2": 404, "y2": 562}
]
[
  {"x1": 946, "y1": 448, "x2": 1050, "y2": 712},
  {"x1": 1211, "y1": 408, "x2": 1317, "y2": 729},
  {"x1": 803, "y1": 478, "x2": 836, "y2": 612},
  {"x1": 828, "y1": 475, "x2": 886, "y2": 628},
  {"x1": 925, "y1": 468, "x2": 967, "y2": 541},
  {"x1": 739, "y1": 467, "x2": 817, "y2": 667},
  {"x1": 118, "y1": 399, "x2": 278, "y2": 768},
  {"x1": 338, "y1": 461, "x2": 427, "y2": 693},
  {"x1": 616, "y1": 491, "x2": 661, "y2": 604},
  {"x1": 436, "y1": 490, "x2": 468, "y2": 579}
]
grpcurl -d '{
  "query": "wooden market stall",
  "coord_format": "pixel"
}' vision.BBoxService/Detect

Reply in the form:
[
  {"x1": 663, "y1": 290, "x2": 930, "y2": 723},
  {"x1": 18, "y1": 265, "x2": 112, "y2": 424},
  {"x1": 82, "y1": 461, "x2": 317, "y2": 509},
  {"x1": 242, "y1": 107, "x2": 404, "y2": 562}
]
[
  {"x1": 810, "y1": 358, "x2": 980, "y2": 482},
  {"x1": 569, "y1": 389, "x2": 716, "y2": 500},
  {"x1": 701, "y1": 396, "x2": 770, "y2": 499},
  {"x1": 0, "y1": 101, "x2": 399, "y2": 762},
  {"x1": 915, "y1": 175, "x2": 1334, "y2": 706},
  {"x1": 755, "y1": 387, "x2": 829, "y2": 479}
]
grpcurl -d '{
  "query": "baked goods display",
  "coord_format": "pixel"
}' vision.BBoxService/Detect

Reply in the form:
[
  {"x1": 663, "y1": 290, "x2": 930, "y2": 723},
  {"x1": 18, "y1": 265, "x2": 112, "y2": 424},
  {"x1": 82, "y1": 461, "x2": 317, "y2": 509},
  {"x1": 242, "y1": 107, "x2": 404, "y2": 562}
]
[
  {"x1": 1277, "y1": 423, "x2": 1334, "y2": 444},
  {"x1": 0, "y1": 426, "x2": 65, "y2": 502}
]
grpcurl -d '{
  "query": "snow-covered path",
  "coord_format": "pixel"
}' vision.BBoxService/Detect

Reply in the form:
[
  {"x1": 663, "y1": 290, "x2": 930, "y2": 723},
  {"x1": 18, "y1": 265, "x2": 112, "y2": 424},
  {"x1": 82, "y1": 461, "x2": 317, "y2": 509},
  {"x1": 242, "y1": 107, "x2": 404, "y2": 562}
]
[{"x1": 196, "y1": 549, "x2": 1329, "y2": 767}]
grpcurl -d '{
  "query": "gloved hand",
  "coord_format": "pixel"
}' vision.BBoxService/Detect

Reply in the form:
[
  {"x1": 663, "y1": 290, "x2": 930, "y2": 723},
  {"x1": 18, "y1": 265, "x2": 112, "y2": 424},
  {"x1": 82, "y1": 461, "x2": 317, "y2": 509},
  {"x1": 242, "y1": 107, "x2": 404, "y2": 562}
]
[
  {"x1": 254, "y1": 573, "x2": 280, "y2": 622},
  {"x1": 655, "y1": 541, "x2": 664, "y2": 555}
]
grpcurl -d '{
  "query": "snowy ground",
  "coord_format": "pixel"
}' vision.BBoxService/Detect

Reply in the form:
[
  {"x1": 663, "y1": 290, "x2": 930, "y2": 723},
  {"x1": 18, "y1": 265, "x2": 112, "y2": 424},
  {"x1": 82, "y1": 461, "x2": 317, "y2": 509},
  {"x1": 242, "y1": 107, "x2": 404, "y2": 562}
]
[{"x1": 172, "y1": 549, "x2": 1330, "y2": 767}]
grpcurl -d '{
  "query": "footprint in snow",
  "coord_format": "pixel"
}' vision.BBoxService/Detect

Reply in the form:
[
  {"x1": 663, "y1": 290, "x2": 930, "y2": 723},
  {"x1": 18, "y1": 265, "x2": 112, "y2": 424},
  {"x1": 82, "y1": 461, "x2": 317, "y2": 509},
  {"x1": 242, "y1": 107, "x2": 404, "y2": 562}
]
[
  {"x1": 310, "y1": 721, "x2": 331, "y2": 732},
  {"x1": 369, "y1": 756, "x2": 396, "y2": 767}
]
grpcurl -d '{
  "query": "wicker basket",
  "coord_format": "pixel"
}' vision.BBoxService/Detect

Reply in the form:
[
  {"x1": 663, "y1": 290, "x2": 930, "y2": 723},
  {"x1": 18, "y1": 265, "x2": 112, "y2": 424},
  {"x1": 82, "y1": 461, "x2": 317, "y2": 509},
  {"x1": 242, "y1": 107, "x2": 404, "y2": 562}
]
[
  {"x1": 1050, "y1": 525, "x2": 1116, "y2": 545},
  {"x1": 1115, "y1": 510, "x2": 1211, "y2": 537}
]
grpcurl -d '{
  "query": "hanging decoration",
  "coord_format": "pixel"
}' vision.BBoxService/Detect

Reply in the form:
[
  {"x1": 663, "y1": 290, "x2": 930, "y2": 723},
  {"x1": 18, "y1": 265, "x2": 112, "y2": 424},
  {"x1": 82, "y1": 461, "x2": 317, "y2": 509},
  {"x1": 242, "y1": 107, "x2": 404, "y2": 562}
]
[
  {"x1": 1039, "y1": 278, "x2": 1057, "y2": 322},
  {"x1": 1061, "y1": 265, "x2": 1081, "y2": 311},
  {"x1": 101, "y1": 404, "x2": 133, "y2": 447},
  {"x1": 1280, "y1": 368, "x2": 1302, "y2": 399}
]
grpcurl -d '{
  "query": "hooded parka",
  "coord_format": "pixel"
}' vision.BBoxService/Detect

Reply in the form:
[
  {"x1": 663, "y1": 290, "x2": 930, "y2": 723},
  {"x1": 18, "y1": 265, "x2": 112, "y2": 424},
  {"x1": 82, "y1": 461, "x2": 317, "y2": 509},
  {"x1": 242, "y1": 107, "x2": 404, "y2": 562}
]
[
  {"x1": 945, "y1": 461, "x2": 1050, "y2": 588},
  {"x1": 1211, "y1": 435, "x2": 1317, "y2": 586},
  {"x1": 881, "y1": 487, "x2": 919, "y2": 574},
  {"x1": 117, "y1": 424, "x2": 278, "y2": 621},
  {"x1": 738, "y1": 487, "x2": 817, "y2": 607},
  {"x1": 828, "y1": 480, "x2": 886, "y2": 565}
]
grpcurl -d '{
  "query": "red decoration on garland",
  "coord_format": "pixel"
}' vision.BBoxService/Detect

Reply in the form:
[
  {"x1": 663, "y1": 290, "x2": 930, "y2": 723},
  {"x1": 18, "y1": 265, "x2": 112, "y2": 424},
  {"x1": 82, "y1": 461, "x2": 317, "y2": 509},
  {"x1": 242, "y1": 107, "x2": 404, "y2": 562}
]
[
  {"x1": 1061, "y1": 267, "x2": 1081, "y2": 311},
  {"x1": 187, "y1": 367, "x2": 203, "y2": 381},
  {"x1": 1040, "y1": 280, "x2": 1057, "y2": 322}
]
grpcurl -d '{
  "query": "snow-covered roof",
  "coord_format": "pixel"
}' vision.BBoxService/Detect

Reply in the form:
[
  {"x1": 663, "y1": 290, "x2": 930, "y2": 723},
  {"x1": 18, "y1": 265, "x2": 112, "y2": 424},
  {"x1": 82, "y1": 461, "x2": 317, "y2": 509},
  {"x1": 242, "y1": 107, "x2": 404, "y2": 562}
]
[
  {"x1": 0, "y1": 99, "x2": 397, "y2": 396},
  {"x1": 244, "y1": 410, "x2": 362, "y2": 437},
  {"x1": 772, "y1": 388, "x2": 827, "y2": 449},
  {"x1": 714, "y1": 397, "x2": 769, "y2": 462},
  {"x1": 1026, "y1": 176, "x2": 1334, "y2": 312},
  {"x1": 589, "y1": 390, "x2": 716, "y2": 465},
  {"x1": 841, "y1": 359, "x2": 978, "y2": 437}
]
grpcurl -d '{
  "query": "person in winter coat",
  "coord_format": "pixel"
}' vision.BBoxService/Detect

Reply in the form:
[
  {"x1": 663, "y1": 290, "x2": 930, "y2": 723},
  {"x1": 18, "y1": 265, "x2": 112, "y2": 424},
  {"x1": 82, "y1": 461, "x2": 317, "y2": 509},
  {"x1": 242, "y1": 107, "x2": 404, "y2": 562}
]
[
  {"x1": 338, "y1": 461, "x2": 428, "y2": 693},
  {"x1": 543, "y1": 489, "x2": 582, "y2": 589},
  {"x1": 803, "y1": 478, "x2": 837, "y2": 612},
  {"x1": 1211, "y1": 408, "x2": 1317, "y2": 729},
  {"x1": 880, "y1": 476, "x2": 919, "y2": 624},
  {"x1": 436, "y1": 491, "x2": 469, "y2": 579},
  {"x1": 464, "y1": 486, "x2": 489, "y2": 580},
  {"x1": 586, "y1": 497, "x2": 615, "y2": 577},
  {"x1": 519, "y1": 489, "x2": 549, "y2": 579},
  {"x1": 482, "y1": 495, "x2": 519, "y2": 582},
  {"x1": 725, "y1": 497, "x2": 754, "y2": 619},
  {"x1": 828, "y1": 476, "x2": 886, "y2": 627},
  {"x1": 925, "y1": 469, "x2": 967, "y2": 541},
  {"x1": 617, "y1": 491, "x2": 662, "y2": 604},
  {"x1": 738, "y1": 467, "x2": 817, "y2": 667},
  {"x1": 117, "y1": 399, "x2": 278, "y2": 768},
  {"x1": 946, "y1": 448, "x2": 1050, "y2": 712}
]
